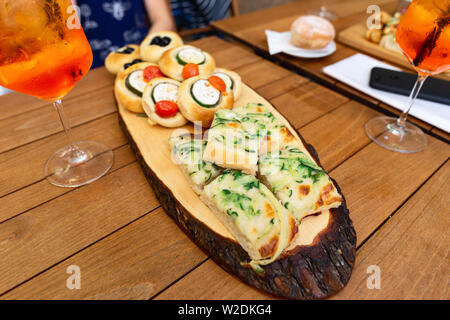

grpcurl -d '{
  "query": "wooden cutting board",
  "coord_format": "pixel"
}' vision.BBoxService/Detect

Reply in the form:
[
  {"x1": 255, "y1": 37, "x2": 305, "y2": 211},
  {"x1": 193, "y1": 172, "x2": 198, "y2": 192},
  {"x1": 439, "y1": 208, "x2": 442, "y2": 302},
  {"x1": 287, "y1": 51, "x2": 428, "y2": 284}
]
[
  {"x1": 338, "y1": 23, "x2": 450, "y2": 80},
  {"x1": 117, "y1": 83, "x2": 357, "y2": 299}
]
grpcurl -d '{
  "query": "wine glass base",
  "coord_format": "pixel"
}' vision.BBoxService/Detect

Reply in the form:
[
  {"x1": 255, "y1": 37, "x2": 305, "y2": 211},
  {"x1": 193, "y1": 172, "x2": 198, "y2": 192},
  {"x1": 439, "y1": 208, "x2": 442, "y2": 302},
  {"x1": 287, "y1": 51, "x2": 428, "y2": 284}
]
[
  {"x1": 44, "y1": 141, "x2": 114, "y2": 188},
  {"x1": 308, "y1": 8, "x2": 339, "y2": 21},
  {"x1": 365, "y1": 116, "x2": 428, "y2": 153}
]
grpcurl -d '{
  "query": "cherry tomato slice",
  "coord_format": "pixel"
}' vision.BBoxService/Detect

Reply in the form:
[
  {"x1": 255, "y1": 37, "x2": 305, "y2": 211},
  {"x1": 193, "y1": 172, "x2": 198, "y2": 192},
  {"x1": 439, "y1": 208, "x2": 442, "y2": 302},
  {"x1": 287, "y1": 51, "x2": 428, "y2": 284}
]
[
  {"x1": 143, "y1": 65, "x2": 164, "y2": 82},
  {"x1": 208, "y1": 75, "x2": 226, "y2": 92},
  {"x1": 155, "y1": 100, "x2": 179, "y2": 118},
  {"x1": 182, "y1": 63, "x2": 199, "y2": 79}
]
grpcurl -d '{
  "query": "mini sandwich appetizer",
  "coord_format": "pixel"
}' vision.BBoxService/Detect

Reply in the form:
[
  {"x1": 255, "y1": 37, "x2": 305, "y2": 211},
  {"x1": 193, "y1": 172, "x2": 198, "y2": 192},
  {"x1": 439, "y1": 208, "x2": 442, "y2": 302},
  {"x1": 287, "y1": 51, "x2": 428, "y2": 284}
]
[
  {"x1": 140, "y1": 31, "x2": 184, "y2": 63},
  {"x1": 142, "y1": 77, "x2": 188, "y2": 128},
  {"x1": 212, "y1": 68, "x2": 242, "y2": 100},
  {"x1": 233, "y1": 103, "x2": 299, "y2": 154},
  {"x1": 158, "y1": 45, "x2": 216, "y2": 81},
  {"x1": 115, "y1": 62, "x2": 165, "y2": 113},
  {"x1": 201, "y1": 169, "x2": 297, "y2": 272},
  {"x1": 258, "y1": 146, "x2": 343, "y2": 221},
  {"x1": 105, "y1": 45, "x2": 141, "y2": 74},
  {"x1": 169, "y1": 133, "x2": 222, "y2": 195},
  {"x1": 203, "y1": 109, "x2": 259, "y2": 175},
  {"x1": 178, "y1": 75, "x2": 234, "y2": 127}
]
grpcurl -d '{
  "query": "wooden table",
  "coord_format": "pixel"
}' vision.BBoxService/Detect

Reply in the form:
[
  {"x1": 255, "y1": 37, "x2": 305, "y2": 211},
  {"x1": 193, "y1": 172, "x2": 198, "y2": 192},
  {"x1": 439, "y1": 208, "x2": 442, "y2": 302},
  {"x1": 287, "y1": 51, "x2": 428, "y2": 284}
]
[
  {"x1": 212, "y1": 0, "x2": 450, "y2": 142},
  {"x1": 0, "y1": 36, "x2": 448, "y2": 300}
]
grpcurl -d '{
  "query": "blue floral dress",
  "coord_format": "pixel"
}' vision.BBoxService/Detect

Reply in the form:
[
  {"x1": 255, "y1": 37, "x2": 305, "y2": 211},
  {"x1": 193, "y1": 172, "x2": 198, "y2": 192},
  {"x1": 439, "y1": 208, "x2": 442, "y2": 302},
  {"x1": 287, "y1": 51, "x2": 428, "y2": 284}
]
[{"x1": 77, "y1": 0, "x2": 149, "y2": 68}]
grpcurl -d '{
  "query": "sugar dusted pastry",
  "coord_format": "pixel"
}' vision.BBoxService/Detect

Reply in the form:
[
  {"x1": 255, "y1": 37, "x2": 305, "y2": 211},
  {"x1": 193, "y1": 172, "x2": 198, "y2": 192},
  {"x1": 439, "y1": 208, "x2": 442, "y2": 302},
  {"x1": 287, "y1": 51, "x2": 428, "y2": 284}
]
[{"x1": 290, "y1": 15, "x2": 335, "y2": 50}]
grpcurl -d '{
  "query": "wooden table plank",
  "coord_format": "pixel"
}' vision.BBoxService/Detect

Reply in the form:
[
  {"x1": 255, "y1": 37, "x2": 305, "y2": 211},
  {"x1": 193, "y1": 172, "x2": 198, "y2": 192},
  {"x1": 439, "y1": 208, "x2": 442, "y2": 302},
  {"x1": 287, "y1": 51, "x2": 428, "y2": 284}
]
[
  {"x1": 0, "y1": 162, "x2": 158, "y2": 294},
  {"x1": 1, "y1": 207, "x2": 210, "y2": 300},
  {"x1": 0, "y1": 114, "x2": 127, "y2": 199},
  {"x1": 0, "y1": 86, "x2": 117, "y2": 154},
  {"x1": 270, "y1": 81, "x2": 350, "y2": 128},
  {"x1": 333, "y1": 138, "x2": 449, "y2": 247},
  {"x1": 431, "y1": 127, "x2": 450, "y2": 142},
  {"x1": 255, "y1": 73, "x2": 309, "y2": 100},
  {"x1": 0, "y1": 145, "x2": 135, "y2": 224},
  {"x1": 334, "y1": 160, "x2": 450, "y2": 299},
  {"x1": 298, "y1": 100, "x2": 378, "y2": 171},
  {"x1": 0, "y1": 68, "x2": 116, "y2": 122}
]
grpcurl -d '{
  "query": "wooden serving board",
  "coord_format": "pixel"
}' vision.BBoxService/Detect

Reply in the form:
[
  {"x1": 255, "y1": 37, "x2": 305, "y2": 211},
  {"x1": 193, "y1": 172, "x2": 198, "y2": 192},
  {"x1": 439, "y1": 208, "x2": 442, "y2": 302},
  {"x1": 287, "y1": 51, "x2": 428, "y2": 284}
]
[
  {"x1": 117, "y1": 84, "x2": 356, "y2": 299},
  {"x1": 338, "y1": 23, "x2": 450, "y2": 80}
]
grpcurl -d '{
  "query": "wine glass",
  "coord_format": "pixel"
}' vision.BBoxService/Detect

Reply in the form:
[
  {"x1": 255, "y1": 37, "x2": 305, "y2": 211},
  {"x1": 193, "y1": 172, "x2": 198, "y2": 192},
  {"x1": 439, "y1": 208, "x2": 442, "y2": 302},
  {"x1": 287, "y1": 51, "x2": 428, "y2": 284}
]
[
  {"x1": 308, "y1": 2, "x2": 338, "y2": 21},
  {"x1": 0, "y1": 0, "x2": 113, "y2": 187},
  {"x1": 365, "y1": 0, "x2": 450, "y2": 153}
]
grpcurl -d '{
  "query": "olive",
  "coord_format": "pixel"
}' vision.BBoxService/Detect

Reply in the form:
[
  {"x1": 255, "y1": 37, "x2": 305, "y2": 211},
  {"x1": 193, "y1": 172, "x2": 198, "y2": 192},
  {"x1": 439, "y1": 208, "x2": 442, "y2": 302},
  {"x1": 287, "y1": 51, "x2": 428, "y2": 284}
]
[
  {"x1": 123, "y1": 59, "x2": 143, "y2": 70},
  {"x1": 150, "y1": 36, "x2": 171, "y2": 47},
  {"x1": 117, "y1": 46, "x2": 134, "y2": 54}
]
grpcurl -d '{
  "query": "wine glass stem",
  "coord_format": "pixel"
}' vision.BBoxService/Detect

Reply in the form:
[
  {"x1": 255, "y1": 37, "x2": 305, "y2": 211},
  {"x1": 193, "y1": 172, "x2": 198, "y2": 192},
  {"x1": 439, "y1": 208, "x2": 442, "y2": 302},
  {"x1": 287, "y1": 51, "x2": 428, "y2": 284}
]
[
  {"x1": 53, "y1": 99, "x2": 87, "y2": 163},
  {"x1": 396, "y1": 74, "x2": 428, "y2": 128}
]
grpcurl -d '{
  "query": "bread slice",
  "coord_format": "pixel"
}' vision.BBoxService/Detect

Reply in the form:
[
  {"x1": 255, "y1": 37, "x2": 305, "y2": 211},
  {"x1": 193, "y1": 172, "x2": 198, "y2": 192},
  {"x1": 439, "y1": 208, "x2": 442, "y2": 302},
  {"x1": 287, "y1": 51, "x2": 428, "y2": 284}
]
[
  {"x1": 169, "y1": 133, "x2": 221, "y2": 195},
  {"x1": 232, "y1": 103, "x2": 300, "y2": 155},
  {"x1": 201, "y1": 169, "x2": 297, "y2": 271},
  {"x1": 203, "y1": 109, "x2": 259, "y2": 175},
  {"x1": 258, "y1": 146, "x2": 343, "y2": 222}
]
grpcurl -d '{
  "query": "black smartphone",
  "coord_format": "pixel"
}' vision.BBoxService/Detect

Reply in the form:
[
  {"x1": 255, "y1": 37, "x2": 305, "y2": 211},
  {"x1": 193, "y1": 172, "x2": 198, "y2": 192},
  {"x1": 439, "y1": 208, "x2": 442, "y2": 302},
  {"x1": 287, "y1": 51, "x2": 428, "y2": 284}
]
[{"x1": 369, "y1": 67, "x2": 450, "y2": 105}]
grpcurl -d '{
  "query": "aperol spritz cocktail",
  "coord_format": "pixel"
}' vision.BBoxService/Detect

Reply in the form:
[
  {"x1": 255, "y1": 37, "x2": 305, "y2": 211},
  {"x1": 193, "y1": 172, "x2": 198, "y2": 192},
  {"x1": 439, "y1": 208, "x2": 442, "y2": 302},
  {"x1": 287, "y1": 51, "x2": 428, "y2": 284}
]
[
  {"x1": 0, "y1": 0, "x2": 113, "y2": 187},
  {"x1": 365, "y1": 0, "x2": 450, "y2": 153},
  {"x1": 396, "y1": 0, "x2": 450, "y2": 75}
]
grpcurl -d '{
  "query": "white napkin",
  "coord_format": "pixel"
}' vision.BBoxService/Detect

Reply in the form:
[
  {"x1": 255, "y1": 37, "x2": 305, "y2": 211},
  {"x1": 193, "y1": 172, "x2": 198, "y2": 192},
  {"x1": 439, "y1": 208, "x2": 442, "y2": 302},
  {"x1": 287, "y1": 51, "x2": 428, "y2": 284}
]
[
  {"x1": 265, "y1": 30, "x2": 336, "y2": 57},
  {"x1": 323, "y1": 53, "x2": 450, "y2": 133},
  {"x1": 265, "y1": 30, "x2": 294, "y2": 55}
]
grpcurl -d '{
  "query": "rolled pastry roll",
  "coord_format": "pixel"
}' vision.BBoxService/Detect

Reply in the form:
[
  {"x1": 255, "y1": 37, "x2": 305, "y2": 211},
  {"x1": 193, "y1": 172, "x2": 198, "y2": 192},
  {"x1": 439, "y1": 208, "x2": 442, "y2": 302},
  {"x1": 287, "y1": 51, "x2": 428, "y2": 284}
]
[
  {"x1": 115, "y1": 62, "x2": 162, "y2": 113},
  {"x1": 158, "y1": 45, "x2": 216, "y2": 81},
  {"x1": 178, "y1": 75, "x2": 234, "y2": 127},
  {"x1": 142, "y1": 77, "x2": 188, "y2": 128},
  {"x1": 105, "y1": 45, "x2": 141, "y2": 74},
  {"x1": 140, "y1": 31, "x2": 184, "y2": 63},
  {"x1": 212, "y1": 68, "x2": 242, "y2": 100}
]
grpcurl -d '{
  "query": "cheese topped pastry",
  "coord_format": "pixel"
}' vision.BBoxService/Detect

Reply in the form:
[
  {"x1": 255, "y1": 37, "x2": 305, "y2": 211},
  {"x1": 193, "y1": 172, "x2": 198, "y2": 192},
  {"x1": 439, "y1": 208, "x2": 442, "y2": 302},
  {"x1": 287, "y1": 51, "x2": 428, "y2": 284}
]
[
  {"x1": 201, "y1": 169, "x2": 297, "y2": 272},
  {"x1": 169, "y1": 133, "x2": 221, "y2": 195},
  {"x1": 203, "y1": 109, "x2": 259, "y2": 175},
  {"x1": 258, "y1": 146, "x2": 343, "y2": 221},
  {"x1": 233, "y1": 103, "x2": 299, "y2": 154}
]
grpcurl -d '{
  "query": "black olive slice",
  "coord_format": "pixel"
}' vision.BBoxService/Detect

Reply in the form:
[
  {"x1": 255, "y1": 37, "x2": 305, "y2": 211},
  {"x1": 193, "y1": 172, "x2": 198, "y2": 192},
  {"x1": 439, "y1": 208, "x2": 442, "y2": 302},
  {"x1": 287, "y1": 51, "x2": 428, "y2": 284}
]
[{"x1": 123, "y1": 59, "x2": 143, "y2": 70}]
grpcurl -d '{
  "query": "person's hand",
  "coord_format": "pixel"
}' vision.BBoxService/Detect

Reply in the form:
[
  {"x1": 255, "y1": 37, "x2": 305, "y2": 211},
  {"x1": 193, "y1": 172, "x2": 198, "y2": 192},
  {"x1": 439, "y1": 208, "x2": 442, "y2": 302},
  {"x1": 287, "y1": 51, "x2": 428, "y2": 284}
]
[{"x1": 145, "y1": 0, "x2": 177, "y2": 33}]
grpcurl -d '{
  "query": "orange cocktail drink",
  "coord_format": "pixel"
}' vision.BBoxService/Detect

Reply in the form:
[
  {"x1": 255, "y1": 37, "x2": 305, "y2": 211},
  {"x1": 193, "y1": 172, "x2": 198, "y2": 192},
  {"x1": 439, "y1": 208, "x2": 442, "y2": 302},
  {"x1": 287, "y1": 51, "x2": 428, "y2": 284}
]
[
  {"x1": 0, "y1": 0, "x2": 113, "y2": 188},
  {"x1": 365, "y1": 0, "x2": 449, "y2": 153},
  {"x1": 396, "y1": 0, "x2": 450, "y2": 75},
  {"x1": 0, "y1": 0, "x2": 93, "y2": 100}
]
